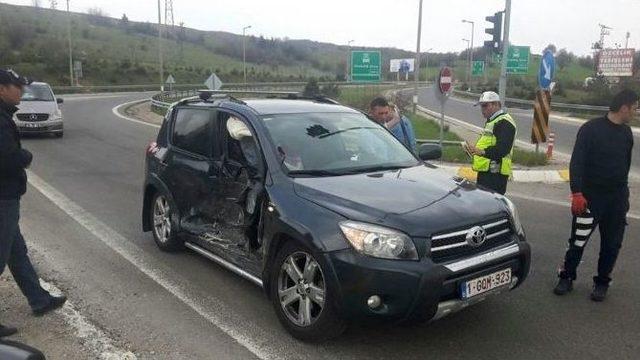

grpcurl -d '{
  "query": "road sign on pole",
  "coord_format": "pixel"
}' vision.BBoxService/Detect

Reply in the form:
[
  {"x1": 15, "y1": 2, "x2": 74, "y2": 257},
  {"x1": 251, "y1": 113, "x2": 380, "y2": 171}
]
[
  {"x1": 351, "y1": 50, "x2": 381, "y2": 83},
  {"x1": 506, "y1": 45, "x2": 530, "y2": 74},
  {"x1": 472, "y1": 61, "x2": 485, "y2": 76},
  {"x1": 436, "y1": 66, "x2": 453, "y2": 147},
  {"x1": 165, "y1": 74, "x2": 175, "y2": 91},
  {"x1": 538, "y1": 50, "x2": 555, "y2": 89},
  {"x1": 204, "y1": 73, "x2": 223, "y2": 90}
]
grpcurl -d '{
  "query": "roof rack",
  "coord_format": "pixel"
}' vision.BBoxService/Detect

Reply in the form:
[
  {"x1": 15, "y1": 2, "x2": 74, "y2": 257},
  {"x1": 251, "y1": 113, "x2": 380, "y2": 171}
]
[{"x1": 281, "y1": 93, "x2": 341, "y2": 105}]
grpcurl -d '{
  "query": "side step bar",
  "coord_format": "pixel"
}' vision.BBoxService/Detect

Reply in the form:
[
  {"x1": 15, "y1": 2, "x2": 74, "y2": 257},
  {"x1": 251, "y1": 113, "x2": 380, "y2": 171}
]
[{"x1": 184, "y1": 242, "x2": 263, "y2": 287}]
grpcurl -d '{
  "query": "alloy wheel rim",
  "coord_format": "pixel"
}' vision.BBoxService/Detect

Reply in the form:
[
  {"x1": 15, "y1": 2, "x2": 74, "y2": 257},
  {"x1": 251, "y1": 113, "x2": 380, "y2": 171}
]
[
  {"x1": 277, "y1": 251, "x2": 326, "y2": 327},
  {"x1": 153, "y1": 196, "x2": 171, "y2": 243}
]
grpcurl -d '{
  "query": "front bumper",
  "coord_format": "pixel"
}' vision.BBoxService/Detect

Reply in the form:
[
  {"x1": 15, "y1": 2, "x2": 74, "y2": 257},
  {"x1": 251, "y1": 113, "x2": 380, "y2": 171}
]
[
  {"x1": 16, "y1": 120, "x2": 63, "y2": 134},
  {"x1": 323, "y1": 236, "x2": 530, "y2": 323}
]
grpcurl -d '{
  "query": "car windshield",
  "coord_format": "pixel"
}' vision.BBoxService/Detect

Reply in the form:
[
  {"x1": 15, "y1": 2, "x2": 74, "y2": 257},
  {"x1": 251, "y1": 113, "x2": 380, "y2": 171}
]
[
  {"x1": 21, "y1": 84, "x2": 55, "y2": 102},
  {"x1": 262, "y1": 112, "x2": 419, "y2": 176}
]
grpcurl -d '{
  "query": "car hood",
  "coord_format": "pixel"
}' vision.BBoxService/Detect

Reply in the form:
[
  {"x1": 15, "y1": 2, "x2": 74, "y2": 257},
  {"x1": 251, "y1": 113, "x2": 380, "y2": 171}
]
[
  {"x1": 16, "y1": 101, "x2": 57, "y2": 114},
  {"x1": 293, "y1": 164, "x2": 509, "y2": 237}
]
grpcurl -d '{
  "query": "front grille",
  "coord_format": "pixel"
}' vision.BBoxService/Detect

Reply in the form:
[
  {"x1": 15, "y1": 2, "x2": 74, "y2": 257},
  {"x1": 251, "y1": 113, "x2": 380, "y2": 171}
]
[
  {"x1": 430, "y1": 218, "x2": 513, "y2": 263},
  {"x1": 16, "y1": 113, "x2": 49, "y2": 122}
]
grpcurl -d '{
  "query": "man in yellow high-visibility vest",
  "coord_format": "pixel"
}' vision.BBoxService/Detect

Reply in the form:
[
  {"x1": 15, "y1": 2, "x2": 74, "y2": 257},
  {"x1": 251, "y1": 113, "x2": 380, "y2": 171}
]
[{"x1": 467, "y1": 91, "x2": 516, "y2": 195}]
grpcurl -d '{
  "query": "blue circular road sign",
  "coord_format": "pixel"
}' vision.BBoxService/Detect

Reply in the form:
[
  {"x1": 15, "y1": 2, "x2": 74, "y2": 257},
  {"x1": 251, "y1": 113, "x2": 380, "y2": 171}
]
[{"x1": 538, "y1": 50, "x2": 555, "y2": 89}]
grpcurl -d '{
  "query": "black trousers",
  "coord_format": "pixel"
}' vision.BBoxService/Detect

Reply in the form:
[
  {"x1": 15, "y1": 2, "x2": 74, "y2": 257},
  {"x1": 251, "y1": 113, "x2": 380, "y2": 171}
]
[
  {"x1": 476, "y1": 172, "x2": 508, "y2": 195},
  {"x1": 559, "y1": 187, "x2": 629, "y2": 285}
]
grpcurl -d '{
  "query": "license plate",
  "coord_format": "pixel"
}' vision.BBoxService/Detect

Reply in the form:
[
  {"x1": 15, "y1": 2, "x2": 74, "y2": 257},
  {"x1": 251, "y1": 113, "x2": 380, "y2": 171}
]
[
  {"x1": 460, "y1": 268, "x2": 511, "y2": 299},
  {"x1": 24, "y1": 123, "x2": 40, "y2": 128}
]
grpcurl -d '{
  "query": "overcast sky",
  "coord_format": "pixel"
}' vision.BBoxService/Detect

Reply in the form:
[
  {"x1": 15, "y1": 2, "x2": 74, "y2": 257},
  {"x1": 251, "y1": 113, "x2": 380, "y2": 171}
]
[{"x1": 4, "y1": 0, "x2": 640, "y2": 56}]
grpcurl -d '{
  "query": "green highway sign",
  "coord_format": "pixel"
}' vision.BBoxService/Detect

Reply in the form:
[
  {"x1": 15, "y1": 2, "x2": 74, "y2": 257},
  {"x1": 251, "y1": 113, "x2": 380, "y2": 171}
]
[
  {"x1": 472, "y1": 61, "x2": 485, "y2": 76},
  {"x1": 351, "y1": 50, "x2": 381, "y2": 82},
  {"x1": 506, "y1": 46, "x2": 530, "y2": 74}
]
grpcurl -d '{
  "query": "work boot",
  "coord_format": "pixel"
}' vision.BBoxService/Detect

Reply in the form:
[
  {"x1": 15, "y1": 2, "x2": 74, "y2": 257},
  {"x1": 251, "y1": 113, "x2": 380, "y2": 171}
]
[
  {"x1": 553, "y1": 278, "x2": 573, "y2": 295},
  {"x1": 590, "y1": 283, "x2": 608, "y2": 302},
  {"x1": 32, "y1": 295, "x2": 67, "y2": 316},
  {"x1": 0, "y1": 324, "x2": 18, "y2": 337}
]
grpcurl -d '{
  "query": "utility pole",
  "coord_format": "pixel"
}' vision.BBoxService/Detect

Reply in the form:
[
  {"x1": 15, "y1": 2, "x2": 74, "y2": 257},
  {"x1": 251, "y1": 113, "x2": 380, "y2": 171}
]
[
  {"x1": 498, "y1": 0, "x2": 511, "y2": 107},
  {"x1": 413, "y1": 0, "x2": 423, "y2": 114},
  {"x1": 347, "y1": 40, "x2": 354, "y2": 82},
  {"x1": 157, "y1": 0, "x2": 164, "y2": 91},
  {"x1": 462, "y1": 19, "x2": 474, "y2": 87},
  {"x1": 462, "y1": 38, "x2": 470, "y2": 84},
  {"x1": 243, "y1": 25, "x2": 252, "y2": 84},
  {"x1": 66, "y1": 0, "x2": 73, "y2": 86},
  {"x1": 164, "y1": 0, "x2": 174, "y2": 27}
]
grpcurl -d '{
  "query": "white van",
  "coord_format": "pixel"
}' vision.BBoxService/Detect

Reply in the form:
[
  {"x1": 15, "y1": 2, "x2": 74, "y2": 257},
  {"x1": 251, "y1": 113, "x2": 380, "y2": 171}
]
[{"x1": 14, "y1": 82, "x2": 64, "y2": 137}]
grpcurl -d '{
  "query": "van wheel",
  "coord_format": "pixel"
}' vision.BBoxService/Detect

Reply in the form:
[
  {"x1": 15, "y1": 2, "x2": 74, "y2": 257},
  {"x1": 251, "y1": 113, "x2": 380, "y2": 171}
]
[
  {"x1": 150, "y1": 192, "x2": 182, "y2": 251},
  {"x1": 270, "y1": 242, "x2": 346, "y2": 341}
]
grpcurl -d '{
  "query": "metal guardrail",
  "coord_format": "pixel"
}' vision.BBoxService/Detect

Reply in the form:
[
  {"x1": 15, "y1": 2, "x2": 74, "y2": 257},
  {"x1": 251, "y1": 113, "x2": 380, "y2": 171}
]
[{"x1": 453, "y1": 89, "x2": 615, "y2": 112}]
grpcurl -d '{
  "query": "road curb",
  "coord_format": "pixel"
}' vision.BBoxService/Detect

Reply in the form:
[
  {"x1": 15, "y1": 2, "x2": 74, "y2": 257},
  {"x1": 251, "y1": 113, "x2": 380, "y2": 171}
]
[{"x1": 437, "y1": 164, "x2": 570, "y2": 183}]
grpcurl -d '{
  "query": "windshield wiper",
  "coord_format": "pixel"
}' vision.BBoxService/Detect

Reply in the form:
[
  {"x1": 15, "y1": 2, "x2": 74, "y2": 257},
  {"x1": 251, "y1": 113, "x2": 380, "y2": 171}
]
[
  {"x1": 288, "y1": 169, "x2": 349, "y2": 177},
  {"x1": 341, "y1": 164, "x2": 415, "y2": 174}
]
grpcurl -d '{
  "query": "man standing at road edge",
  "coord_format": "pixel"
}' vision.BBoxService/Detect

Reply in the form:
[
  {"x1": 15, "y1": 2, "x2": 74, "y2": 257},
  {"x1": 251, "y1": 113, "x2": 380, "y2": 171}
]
[
  {"x1": 554, "y1": 89, "x2": 637, "y2": 301},
  {"x1": 0, "y1": 69, "x2": 67, "y2": 338},
  {"x1": 467, "y1": 91, "x2": 517, "y2": 195}
]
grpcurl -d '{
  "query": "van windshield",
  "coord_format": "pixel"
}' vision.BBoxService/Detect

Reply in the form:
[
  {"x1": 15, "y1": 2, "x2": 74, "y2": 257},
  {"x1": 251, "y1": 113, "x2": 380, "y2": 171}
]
[
  {"x1": 21, "y1": 84, "x2": 55, "y2": 102},
  {"x1": 262, "y1": 112, "x2": 419, "y2": 176}
]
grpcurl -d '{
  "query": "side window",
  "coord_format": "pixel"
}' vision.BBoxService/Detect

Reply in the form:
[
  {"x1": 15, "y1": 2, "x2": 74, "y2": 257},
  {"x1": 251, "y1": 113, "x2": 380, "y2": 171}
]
[
  {"x1": 220, "y1": 112, "x2": 260, "y2": 169},
  {"x1": 172, "y1": 108, "x2": 217, "y2": 157}
]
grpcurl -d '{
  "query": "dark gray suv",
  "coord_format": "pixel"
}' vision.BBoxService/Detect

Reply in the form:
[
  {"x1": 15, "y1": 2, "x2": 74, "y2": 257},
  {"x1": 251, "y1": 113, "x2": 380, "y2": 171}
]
[{"x1": 142, "y1": 92, "x2": 530, "y2": 341}]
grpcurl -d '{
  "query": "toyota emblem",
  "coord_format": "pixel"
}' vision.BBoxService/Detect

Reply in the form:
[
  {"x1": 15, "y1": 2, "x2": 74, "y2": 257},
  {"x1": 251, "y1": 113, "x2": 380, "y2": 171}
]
[
  {"x1": 29, "y1": 113, "x2": 38, "y2": 121},
  {"x1": 466, "y1": 226, "x2": 487, "y2": 247}
]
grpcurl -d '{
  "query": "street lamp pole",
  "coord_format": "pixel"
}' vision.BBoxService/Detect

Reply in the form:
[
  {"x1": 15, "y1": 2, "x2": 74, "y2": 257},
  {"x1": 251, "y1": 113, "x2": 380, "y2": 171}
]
[
  {"x1": 413, "y1": 0, "x2": 423, "y2": 114},
  {"x1": 66, "y1": 0, "x2": 73, "y2": 86},
  {"x1": 462, "y1": 38, "x2": 470, "y2": 84},
  {"x1": 243, "y1": 25, "x2": 252, "y2": 84},
  {"x1": 347, "y1": 40, "x2": 354, "y2": 82},
  {"x1": 462, "y1": 19, "x2": 474, "y2": 87},
  {"x1": 157, "y1": 0, "x2": 164, "y2": 91}
]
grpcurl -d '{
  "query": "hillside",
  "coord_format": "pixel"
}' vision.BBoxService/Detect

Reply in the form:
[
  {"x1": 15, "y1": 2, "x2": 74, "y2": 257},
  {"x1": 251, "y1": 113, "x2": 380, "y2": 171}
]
[{"x1": 0, "y1": 2, "x2": 415, "y2": 86}]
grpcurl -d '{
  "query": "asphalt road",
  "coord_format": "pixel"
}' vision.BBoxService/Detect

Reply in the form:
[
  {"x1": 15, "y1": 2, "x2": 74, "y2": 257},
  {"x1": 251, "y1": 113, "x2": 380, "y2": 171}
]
[
  {"x1": 15, "y1": 92, "x2": 640, "y2": 359},
  {"x1": 417, "y1": 87, "x2": 640, "y2": 175}
]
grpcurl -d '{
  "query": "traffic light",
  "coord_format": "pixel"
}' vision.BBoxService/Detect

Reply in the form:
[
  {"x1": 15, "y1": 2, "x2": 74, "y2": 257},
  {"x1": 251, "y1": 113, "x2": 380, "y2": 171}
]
[{"x1": 484, "y1": 11, "x2": 503, "y2": 53}]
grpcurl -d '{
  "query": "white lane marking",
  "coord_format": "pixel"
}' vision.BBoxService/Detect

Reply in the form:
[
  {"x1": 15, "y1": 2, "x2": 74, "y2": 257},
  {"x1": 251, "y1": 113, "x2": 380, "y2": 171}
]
[
  {"x1": 26, "y1": 170, "x2": 273, "y2": 360},
  {"x1": 34, "y1": 278, "x2": 137, "y2": 359},
  {"x1": 111, "y1": 99, "x2": 160, "y2": 128},
  {"x1": 506, "y1": 192, "x2": 640, "y2": 220}
]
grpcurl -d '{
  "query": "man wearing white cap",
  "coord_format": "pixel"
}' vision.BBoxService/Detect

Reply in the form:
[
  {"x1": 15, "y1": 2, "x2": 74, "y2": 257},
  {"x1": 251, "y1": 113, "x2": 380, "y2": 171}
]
[{"x1": 467, "y1": 91, "x2": 516, "y2": 194}]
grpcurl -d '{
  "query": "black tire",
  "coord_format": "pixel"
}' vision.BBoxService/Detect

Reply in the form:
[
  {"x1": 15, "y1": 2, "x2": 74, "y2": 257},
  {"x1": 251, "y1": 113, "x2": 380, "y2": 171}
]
[
  {"x1": 54, "y1": 132, "x2": 63, "y2": 138},
  {"x1": 269, "y1": 241, "x2": 346, "y2": 342},
  {"x1": 149, "y1": 191, "x2": 183, "y2": 252}
]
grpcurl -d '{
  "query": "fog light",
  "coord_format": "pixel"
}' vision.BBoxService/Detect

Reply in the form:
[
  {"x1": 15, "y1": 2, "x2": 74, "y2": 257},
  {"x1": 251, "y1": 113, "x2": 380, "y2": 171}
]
[{"x1": 367, "y1": 295, "x2": 382, "y2": 309}]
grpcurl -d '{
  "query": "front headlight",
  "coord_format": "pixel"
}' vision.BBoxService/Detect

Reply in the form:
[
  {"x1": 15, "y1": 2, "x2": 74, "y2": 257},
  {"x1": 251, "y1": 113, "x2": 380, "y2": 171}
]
[
  {"x1": 51, "y1": 109, "x2": 62, "y2": 120},
  {"x1": 339, "y1": 221, "x2": 419, "y2": 260},
  {"x1": 500, "y1": 196, "x2": 524, "y2": 236}
]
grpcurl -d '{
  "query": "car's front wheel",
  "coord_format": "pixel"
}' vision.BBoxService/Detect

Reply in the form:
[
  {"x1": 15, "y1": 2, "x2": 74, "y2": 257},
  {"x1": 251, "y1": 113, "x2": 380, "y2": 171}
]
[
  {"x1": 270, "y1": 242, "x2": 346, "y2": 341},
  {"x1": 150, "y1": 192, "x2": 182, "y2": 251}
]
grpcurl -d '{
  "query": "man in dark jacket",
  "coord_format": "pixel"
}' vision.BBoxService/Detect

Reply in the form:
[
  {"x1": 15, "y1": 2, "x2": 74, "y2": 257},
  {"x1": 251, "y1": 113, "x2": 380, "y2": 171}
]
[
  {"x1": 553, "y1": 89, "x2": 637, "y2": 301},
  {"x1": 0, "y1": 69, "x2": 67, "y2": 338}
]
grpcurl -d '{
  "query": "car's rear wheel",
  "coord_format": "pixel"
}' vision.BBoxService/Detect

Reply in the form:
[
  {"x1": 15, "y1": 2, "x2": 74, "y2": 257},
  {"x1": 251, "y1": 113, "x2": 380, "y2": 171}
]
[
  {"x1": 270, "y1": 242, "x2": 346, "y2": 341},
  {"x1": 150, "y1": 192, "x2": 182, "y2": 251}
]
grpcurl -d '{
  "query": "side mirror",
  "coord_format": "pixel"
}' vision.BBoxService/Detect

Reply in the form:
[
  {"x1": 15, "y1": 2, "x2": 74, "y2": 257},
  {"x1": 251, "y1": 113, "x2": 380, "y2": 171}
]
[
  {"x1": 418, "y1": 143, "x2": 442, "y2": 161},
  {"x1": 56, "y1": 98, "x2": 64, "y2": 104}
]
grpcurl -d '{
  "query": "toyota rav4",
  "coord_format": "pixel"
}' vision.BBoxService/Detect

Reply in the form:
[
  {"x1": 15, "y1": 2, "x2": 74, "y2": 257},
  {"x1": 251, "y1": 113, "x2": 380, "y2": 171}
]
[{"x1": 142, "y1": 92, "x2": 530, "y2": 341}]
